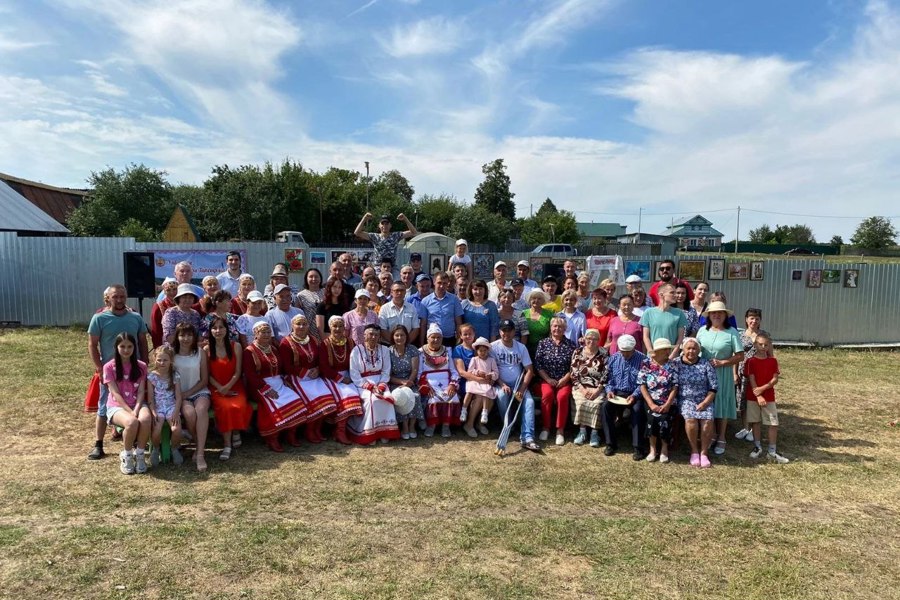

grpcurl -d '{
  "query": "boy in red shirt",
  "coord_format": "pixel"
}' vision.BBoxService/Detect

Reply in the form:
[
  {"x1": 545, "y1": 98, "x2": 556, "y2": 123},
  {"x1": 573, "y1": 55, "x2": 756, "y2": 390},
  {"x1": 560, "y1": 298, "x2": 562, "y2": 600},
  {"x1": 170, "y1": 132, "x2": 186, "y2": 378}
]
[{"x1": 745, "y1": 333, "x2": 788, "y2": 464}]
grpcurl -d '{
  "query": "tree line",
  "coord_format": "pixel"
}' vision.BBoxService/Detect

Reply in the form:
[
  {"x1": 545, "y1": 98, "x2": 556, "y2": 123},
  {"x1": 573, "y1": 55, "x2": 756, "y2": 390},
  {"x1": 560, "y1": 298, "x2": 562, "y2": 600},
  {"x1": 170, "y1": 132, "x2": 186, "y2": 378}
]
[
  {"x1": 67, "y1": 158, "x2": 581, "y2": 247},
  {"x1": 748, "y1": 218, "x2": 897, "y2": 250}
]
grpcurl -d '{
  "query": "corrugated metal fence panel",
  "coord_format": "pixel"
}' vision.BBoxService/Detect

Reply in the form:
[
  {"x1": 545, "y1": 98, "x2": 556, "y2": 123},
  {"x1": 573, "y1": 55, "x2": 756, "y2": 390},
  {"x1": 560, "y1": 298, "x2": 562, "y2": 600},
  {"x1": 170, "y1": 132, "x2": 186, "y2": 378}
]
[
  {"x1": 2, "y1": 236, "x2": 899, "y2": 343},
  {"x1": 0, "y1": 233, "x2": 135, "y2": 326}
]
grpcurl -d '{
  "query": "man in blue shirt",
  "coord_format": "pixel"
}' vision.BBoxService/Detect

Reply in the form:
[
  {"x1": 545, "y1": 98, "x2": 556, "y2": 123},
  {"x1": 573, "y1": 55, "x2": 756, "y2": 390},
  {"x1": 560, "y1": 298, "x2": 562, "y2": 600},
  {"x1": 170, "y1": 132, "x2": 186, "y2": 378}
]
[
  {"x1": 407, "y1": 273, "x2": 431, "y2": 314},
  {"x1": 419, "y1": 272, "x2": 463, "y2": 346},
  {"x1": 601, "y1": 334, "x2": 648, "y2": 460}
]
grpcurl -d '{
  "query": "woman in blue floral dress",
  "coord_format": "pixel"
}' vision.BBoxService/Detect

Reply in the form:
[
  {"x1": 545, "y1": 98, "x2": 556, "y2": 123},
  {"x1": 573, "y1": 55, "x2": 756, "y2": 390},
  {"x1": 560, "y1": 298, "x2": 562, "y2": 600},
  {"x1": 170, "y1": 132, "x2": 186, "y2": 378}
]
[
  {"x1": 637, "y1": 338, "x2": 680, "y2": 463},
  {"x1": 674, "y1": 338, "x2": 717, "y2": 468}
]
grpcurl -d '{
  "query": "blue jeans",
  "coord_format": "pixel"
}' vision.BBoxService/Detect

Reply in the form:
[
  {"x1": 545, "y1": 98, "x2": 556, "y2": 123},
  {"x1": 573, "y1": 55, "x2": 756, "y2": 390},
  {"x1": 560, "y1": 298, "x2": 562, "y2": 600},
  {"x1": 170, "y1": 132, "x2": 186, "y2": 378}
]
[{"x1": 495, "y1": 385, "x2": 535, "y2": 443}]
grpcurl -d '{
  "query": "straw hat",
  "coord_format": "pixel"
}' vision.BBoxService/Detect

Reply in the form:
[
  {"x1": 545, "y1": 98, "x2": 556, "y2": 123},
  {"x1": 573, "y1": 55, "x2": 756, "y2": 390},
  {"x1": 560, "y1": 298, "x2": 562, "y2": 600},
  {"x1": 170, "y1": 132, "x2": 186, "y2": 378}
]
[
  {"x1": 701, "y1": 300, "x2": 733, "y2": 317},
  {"x1": 174, "y1": 283, "x2": 198, "y2": 302},
  {"x1": 651, "y1": 338, "x2": 674, "y2": 352}
]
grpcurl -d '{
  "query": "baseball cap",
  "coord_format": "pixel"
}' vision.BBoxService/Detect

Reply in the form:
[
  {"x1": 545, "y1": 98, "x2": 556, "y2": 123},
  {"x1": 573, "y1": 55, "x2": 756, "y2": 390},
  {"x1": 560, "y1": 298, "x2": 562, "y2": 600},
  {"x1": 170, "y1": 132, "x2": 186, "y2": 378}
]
[
  {"x1": 355, "y1": 288, "x2": 371, "y2": 299},
  {"x1": 379, "y1": 214, "x2": 390, "y2": 222},
  {"x1": 415, "y1": 273, "x2": 432, "y2": 283},
  {"x1": 625, "y1": 274, "x2": 642, "y2": 284},
  {"x1": 410, "y1": 253, "x2": 422, "y2": 261},
  {"x1": 511, "y1": 278, "x2": 525, "y2": 287},
  {"x1": 498, "y1": 319, "x2": 516, "y2": 330},
  {"x1": 273, "y1": 283, "x2": 291, "y2": 295},
  {"x1": 494, "y1": 261, "x2": 507, "y2": 269},
  {"x1": 516, "y1": 260, "x2": 529, "y2": 268},
  {"x1": 455, "y1": 239, "x2": 468, "y2": 247}
]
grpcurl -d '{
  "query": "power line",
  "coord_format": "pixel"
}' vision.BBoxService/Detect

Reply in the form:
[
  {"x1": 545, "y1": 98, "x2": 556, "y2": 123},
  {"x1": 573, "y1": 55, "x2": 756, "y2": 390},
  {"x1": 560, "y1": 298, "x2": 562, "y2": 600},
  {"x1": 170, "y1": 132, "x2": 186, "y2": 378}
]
[
  {"x1": 740, "y1": 208, "x2": 900, "y2": 219},
  {"x1": 576, "y1": 207, "x2": 899, "y2": 220}
]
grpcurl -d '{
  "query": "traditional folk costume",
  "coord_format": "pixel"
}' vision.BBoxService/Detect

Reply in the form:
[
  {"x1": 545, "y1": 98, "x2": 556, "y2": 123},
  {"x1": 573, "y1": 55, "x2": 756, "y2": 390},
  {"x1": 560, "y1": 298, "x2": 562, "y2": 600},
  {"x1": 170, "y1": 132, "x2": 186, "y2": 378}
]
[
  {"x1": 418, "y1": 343, "x2": 462, "y2": 427},
  {"x1": 319, "y1": 335, "x2": 364, "y2": 444},
  {"x1": 279, "y1": 333, "x2": 338, "y2": 443},
  {"x1": 243, "y1": 340, "x2": 308, "y2": 450},
  {"x1": 348, "y1": 343, "x2": 400, "y2": 444}
]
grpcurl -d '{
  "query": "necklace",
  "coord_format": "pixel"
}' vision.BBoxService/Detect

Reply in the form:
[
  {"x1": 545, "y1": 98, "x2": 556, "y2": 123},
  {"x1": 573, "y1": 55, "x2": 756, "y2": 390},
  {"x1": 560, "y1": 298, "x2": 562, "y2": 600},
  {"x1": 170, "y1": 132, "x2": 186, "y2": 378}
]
[
  {"x1": 290, "y1": 333, "x2": 314, "y2": 364},
  {"x1": 330, "y1": 338, "x2": 348, "y2": 364},
  {"x1": 364, "y1": 344, "x2": 380, "y2": 369},
  {"x1": 254, "y1": 343, "x2": 278, "y2": 372}
]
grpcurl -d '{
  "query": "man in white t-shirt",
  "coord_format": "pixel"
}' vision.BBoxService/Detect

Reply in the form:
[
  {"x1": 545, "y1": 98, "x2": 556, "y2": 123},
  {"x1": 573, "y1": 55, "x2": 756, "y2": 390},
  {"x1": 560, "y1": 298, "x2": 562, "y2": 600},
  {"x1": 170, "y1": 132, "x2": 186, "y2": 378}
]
[
  {"x1": 216, "y1": 251, "x2": 243, "y2": 296},
  {"x1": 515, "y1": 260, "x2": 539, "y2": 293},
  {"x1": 490, "y1": 319, "x2": 540, "y2": 451},
  {"x1": 486, "y1": 261, "x2": 510, "y2": 303}
]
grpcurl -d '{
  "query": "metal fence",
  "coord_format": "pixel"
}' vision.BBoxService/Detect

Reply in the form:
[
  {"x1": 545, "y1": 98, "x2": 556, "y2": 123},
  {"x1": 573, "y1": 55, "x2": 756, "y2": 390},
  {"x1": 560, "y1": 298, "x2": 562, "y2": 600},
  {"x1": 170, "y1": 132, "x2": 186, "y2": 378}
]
[{"x1": 1, "y1": 233, "x2": 897, "y2": 345}]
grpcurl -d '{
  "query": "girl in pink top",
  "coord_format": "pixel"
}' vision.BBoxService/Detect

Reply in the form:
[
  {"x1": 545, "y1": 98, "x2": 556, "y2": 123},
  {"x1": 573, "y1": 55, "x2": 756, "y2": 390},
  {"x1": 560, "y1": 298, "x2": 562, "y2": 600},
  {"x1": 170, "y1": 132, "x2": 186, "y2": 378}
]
[
  {"x1": 460, "y1": 337, "x2": 499, "y2": 432},
  {"x1": 103, "y1": 332, "x2": 151, "y2": 475}
]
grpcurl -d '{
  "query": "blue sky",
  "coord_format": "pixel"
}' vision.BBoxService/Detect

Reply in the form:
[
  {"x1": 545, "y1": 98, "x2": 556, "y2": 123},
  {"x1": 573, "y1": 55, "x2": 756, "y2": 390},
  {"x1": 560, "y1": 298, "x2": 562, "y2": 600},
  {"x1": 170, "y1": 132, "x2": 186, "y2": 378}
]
[{"x1": 1, "y1": 0, "x2": 898, "y2": 240}]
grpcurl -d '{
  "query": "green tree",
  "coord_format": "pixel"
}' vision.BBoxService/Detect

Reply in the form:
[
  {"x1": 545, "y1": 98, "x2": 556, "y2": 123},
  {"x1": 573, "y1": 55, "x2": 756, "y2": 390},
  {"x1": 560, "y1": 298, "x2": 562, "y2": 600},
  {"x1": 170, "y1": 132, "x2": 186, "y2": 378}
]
[
  {"x1": 317, "y1": 168, "x2": 366, "y2": 241},
  {"x1": 474, "y1": 158, "x2": 516, "y2": 221},
  {"x1": 374, "y1": 169, "x2": 415, "y2": 204},
  {"x1": 748, "y1": 224, "x2": 774, "y2": 243},
  {"x1": 68, "y1": 164, "x2": 175, "y2": 237},
  {"x1": 519, "y1": 205, "x2": 580, "y2": 246},
  {"x1": 413, "y1": 194, "x2": 463, "y2": 234},
  {"x1": 447, "y1": 204, "x2": 514, "y2": 247},
  {"x1": 829, "y1": 235, "x2": 844, "y2": 246},
  {"x1": 118, "y1": 218, "x2": 161, "y2": 242},
  {"x1": 773, "y1": 224, "x2": 815, "y2": 244},
  {"x1": 851, "y1": 216, "x2": 898, "y2": 250}
]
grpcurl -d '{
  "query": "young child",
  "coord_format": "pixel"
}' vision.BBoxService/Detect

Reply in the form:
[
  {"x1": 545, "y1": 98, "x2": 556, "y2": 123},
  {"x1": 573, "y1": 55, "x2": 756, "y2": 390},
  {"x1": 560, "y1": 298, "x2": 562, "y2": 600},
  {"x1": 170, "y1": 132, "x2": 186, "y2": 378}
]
[
  {"x1": 461, "y1": 337, "x2": 499, "y2": 431},
  {"x1": 448, "y1": 239, "x2": 473, "y2": 280},
  {"x1": 745, "y1": 333, "x2": 788, "y2": 464},
  {"x1": 638, "y1": 338, "x2": 679, "y2": 464},
  {"x1": 147, "y1": 346, "x2": 184, "y2": 466},
  {"x1": 103, "y1": 332, "x2": 151, "y2": 475}
]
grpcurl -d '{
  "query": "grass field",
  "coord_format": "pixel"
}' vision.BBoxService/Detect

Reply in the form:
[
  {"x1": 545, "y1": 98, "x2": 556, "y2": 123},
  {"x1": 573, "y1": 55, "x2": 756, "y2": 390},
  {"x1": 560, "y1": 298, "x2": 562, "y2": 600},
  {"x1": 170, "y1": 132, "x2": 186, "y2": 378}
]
[{"x1": 0, "y1": 328, "x2": 898, "y2": 600}]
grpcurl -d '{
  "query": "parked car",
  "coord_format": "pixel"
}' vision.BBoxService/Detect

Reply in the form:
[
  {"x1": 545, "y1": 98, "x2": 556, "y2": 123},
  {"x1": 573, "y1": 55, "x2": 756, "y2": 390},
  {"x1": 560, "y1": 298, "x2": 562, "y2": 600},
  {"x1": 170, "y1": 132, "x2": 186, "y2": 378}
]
[
  {"x1": 276, "y1": 230, "x2": 306, "y2": 244},
  {"x1": 532, "y1": 243, "x2": 578, "y2": 256}
]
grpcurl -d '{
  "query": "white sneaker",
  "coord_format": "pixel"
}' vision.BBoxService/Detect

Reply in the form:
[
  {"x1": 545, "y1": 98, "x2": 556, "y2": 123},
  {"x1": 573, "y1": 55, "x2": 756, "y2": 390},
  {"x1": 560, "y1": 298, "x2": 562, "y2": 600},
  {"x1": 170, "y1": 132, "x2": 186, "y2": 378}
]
[
  {"x1": 171, "y1": 446, "x2": 184, "y2": 465},
  {"x1": 424, "y1": 426, "x2": 435, "y2": 437},
  {"x1": 459, "y1": 407, "x2": 468, "y2": 422},
  {"x1": 659, "y1": 454, "x2": 670, "y2": 464},
  {"x1": 539, "y1": 430, "x2": 549, "y2": 441},
  {"x1": 408, "y1": 431, "x2": 418, "y2": 439},
  {"x1": 480, "y1": 409, "x2": 489, "y2": 425},
  {"x1": 120, "y1": 451, "x2": 135, "y2": 475},
  {"x1": 441, "y1": 424, "x2": 451, "y2": 438},
  {"x1": 645, "y1": 451, "x2": 657, "y2": 462},
  {"x1": 477, "y1": 424, "x2": 489, "y2": 435},
  {"x1": 401, "y1": 432, "x2": 410, "y2": 440},
  {"x1": 555, "y1": 434, "x2": 565, "y2": 446},
  {"x1": 768, "y1": 452, "x2": 790, "y2": 464},
  {"x1": 134, "y1": 451, "x2": 148, "y2": 474},
  {"x1": 750, "y1": 447, "x2": 763, "y2": 459},
  {"x1": 735, "y1": 428, "x2": 751, "y2": 441}
]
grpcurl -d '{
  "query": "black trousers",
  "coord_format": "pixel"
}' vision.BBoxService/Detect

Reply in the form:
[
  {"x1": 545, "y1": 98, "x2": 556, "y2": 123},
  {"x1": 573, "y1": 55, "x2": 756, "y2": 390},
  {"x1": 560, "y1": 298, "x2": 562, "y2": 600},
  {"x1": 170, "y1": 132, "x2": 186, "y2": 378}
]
[{"x1": 602, "y1": 397, "x2": 647, "y2": 451}]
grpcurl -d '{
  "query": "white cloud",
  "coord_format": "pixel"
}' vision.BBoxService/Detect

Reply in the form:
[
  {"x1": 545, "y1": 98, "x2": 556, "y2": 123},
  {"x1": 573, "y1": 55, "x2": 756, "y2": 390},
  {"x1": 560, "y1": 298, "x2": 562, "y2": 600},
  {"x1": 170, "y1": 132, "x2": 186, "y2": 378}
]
[{"x1": 377, "y1": 16, "x2": 465, "y2": 58}]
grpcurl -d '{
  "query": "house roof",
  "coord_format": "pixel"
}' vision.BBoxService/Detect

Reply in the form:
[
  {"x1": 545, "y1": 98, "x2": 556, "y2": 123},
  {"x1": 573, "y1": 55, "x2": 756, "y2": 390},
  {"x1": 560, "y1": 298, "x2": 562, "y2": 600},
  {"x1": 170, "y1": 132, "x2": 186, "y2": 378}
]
[
  {"x1": 577, "y1": 222, "x2": 627, "y2": 237},
  {"x1": 0, "y1": 172, "x2": 90, "y2": 226},
  {"x1": 0, "y1": 179, "x2": 70, "y2": 234},
  {"x1": 665, "y1": 224, "x2": 724, "y2": 237},
  {"x1": 669, "y1": 214, "x2": 712, "y2": 228}
]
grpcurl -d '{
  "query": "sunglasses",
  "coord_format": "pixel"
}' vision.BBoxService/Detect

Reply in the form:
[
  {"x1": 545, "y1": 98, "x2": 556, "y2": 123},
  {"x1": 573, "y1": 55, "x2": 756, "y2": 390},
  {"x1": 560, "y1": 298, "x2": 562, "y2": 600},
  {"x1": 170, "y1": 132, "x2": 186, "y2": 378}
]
[{"x1": 658, "y1": 266, "x2": 673, "y2": 271}]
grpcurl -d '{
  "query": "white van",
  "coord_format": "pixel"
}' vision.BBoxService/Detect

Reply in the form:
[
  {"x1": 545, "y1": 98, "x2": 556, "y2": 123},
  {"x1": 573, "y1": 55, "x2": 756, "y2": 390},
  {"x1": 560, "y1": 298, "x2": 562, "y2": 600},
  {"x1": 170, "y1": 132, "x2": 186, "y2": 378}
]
[{"x1": 276, "y1": 231, "x2": 306, "y2": 244}]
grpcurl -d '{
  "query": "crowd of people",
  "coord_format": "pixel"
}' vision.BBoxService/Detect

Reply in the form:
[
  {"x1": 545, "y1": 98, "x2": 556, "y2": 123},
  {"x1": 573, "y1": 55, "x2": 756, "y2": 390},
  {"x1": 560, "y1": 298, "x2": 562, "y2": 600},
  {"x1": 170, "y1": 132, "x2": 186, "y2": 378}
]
[{"x1": 86, "y1": 216, "x2": 787, "y2": 475}]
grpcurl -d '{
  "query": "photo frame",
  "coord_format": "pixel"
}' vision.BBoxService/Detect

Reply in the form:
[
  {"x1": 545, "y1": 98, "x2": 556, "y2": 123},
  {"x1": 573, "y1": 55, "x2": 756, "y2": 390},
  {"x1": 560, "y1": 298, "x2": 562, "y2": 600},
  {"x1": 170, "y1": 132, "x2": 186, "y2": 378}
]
[
  {"x1": 530, "y1": 257, "x2": 556, "y2": 282},
  {"x1": 843, "y1": 269, "x2": 859, "y2": 288},
  {"x1": 624, "y1": 260, "x2": 652, "y2": 282},
  {"x1": 310, "y1": 251, "x2": 326, "y2": 266},
  {"x1": 652, "y1": 261, "x2": 666, "y2": 280},
  {"x1": 284, "y1": 248, "x2": 304, "y2": 272},
  {"x1": 727, "y1": 262, "x2": 749, "y2": 280},
  {"x1": 678, "y1": 260, "x2": 706, "y2": 282},
  {"x1": 822, "y1": 269, "x2": 841, "y2": 284},
  {"x1": 471, "y1": 253, "x2": 495, "y2": 280},
  {"x1": 750, "y1": 261, "x2": 764, "y2": 281},
  {"x1": 791, "y1": 269, "x2": 802, "y2": 281},
  {"x1": 429, "y1": 254, "x2": 447, "y2": 275},
  {"x1": 807, "y1": 269, "x2": 822, "y2": 288},
  {"x1": 708, "y1": 258, "x2": 725, "y2": 280}
]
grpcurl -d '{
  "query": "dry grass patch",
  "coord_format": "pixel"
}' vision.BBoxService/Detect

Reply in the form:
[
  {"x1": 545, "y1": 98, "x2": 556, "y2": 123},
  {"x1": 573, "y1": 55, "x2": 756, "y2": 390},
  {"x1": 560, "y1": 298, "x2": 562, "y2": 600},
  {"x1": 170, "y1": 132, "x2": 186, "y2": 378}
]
[{"x1": 0, "y1": 328, "x2": 898, "y2": 599}]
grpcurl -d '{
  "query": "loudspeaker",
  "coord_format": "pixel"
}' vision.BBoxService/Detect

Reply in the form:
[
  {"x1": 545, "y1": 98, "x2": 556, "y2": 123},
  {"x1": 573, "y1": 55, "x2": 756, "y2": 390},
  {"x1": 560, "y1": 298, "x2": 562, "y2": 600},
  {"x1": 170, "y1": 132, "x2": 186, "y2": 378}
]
[{"x1": 123, "y1": 252, "x2": 156, "y2": 298}]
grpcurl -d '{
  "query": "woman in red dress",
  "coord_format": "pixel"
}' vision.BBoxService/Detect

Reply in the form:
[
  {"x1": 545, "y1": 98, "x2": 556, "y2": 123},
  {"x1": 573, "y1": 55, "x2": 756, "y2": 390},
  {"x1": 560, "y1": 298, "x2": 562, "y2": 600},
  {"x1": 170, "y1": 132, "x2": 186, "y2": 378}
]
[
  {"x1": 318, "y1": 315, "x2": 363, "y2": 444},
  {"x1": 243, "y1": 321, "x2": 308, "y2": 452},
  {"x1": 150, "y1": 278, "x2": 177, "y2": 348},
  {"x1": 207, "y1": 315, "x2": 252, "y2": 460},
  {"x1": 279, "y1": 314, "x2": 338, "y2": 444}
]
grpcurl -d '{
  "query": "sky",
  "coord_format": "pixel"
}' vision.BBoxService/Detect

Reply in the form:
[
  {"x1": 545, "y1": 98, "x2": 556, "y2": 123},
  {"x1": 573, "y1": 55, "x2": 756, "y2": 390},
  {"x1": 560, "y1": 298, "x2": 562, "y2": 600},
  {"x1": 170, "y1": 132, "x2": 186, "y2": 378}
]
[{"x1": 1, "y1": 0, "x2": 899, "y2": 241}]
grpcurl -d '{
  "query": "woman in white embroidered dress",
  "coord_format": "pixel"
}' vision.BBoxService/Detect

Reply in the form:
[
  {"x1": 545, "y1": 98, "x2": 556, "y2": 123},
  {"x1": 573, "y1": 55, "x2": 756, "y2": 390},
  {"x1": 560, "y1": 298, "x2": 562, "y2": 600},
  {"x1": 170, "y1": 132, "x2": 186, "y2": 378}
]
[{"x1": 348, "y1": 324, "x2": 400, "y2": 444}]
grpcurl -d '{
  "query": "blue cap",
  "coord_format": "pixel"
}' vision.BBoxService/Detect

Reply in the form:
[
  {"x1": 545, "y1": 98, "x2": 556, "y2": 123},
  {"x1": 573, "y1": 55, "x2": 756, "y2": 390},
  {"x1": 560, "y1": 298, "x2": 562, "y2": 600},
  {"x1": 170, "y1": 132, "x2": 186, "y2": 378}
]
[{"x1": 415, "y1": 273, "x2": 432, "y2": 283}]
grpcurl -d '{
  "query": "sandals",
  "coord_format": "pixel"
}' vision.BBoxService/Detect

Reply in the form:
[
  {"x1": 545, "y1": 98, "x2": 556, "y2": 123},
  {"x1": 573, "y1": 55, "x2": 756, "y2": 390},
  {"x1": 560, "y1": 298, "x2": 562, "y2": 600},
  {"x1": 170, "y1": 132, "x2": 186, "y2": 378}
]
[
  {"x1": 219, "y1": 447, "x2": 232, "y2": 461},
  {"x1": 522, "y1": 440, "x2": 542, "y2": 452}
]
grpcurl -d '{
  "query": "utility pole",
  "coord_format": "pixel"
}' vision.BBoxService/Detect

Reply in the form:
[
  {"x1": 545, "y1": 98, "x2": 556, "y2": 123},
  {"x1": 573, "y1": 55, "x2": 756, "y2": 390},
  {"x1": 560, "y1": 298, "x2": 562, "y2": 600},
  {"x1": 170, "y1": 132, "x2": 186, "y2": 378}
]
[
  {"x1": 734, "y1": 206, "x2": 741, "y2": 253},
  {"x1": 637, "y1": 207, "x2": 642, "y2": 243},
  {"x1": 364, "y1": 161, "x2": 370, "y2": 211}
]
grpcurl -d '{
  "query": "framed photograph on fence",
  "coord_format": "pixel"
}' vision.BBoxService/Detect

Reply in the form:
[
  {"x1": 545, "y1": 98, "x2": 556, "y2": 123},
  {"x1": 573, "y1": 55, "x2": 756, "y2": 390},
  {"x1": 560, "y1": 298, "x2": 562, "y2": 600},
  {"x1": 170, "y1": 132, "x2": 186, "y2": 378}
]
[
  {"x1": 822, "y1": 269, "x2": 841, "y2": 283},
  {"x1": 310, "y1": 251, "x2": 326, "y2": 266},
  {"x1": 791, "y1": 269, "x2": 802, "y2": 281},
  {"x1": 750, "y1": 261, "x2": 764, "y2": 281},
  {"x1": 331, "y1": 250, "x2": 344, "y2": 265},
  {"x1": 807, "y1": 269, "x2": 822, "y2": 288},
  {"x1": 284, "y1": 248, "x2": 304, "y2": 272},
  {"x1": 624, "y1": 260, "x2": 652, "y2": 282},
  {"x1": 708, "y1": 259, "x2": 725, "y2": 280},
  {"x1": 652, "y1": 261, "x2": 666, "y2": 280},
  {"x1": 429, "y1": 254, "x2": 447, "y2": 275},
  {"x1": 471, "y1": 253, "x2": 494, "y2": 280},
  {"x1": 530, "y1": 257, "x2": 556, "y2": 282},
  {"x1": 727, "y1": 262, "x2": 749, "y2": 280},
  {"x1": 678, "y1": 260, "x2": 706, "y2": 282},
  {"x1": 844, "y1": 269, "x2": 859, "y2": 288}
]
